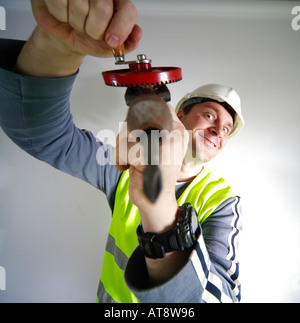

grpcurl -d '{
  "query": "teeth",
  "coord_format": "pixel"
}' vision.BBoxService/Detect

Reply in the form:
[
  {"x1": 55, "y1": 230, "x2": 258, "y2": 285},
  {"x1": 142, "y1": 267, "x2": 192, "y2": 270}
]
[{"x1": 196, "y1": 132, "x2": 218, "y2": 149}]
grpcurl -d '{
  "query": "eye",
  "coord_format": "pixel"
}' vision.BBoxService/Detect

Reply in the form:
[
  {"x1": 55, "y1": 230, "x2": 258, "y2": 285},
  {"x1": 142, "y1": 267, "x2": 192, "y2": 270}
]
[
  {"x1": 205, "y1": 113, "x2": 214, "y2": 120},
  {"x1": 223, "y1": 127, "x2": 233, "y2": 136}
]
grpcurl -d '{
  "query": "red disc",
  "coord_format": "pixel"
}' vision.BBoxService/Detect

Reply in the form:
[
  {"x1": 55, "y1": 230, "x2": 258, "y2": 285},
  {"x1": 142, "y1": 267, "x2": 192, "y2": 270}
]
[{"x1": 102, "y1": 65, "x2": 182, "y2": 87}]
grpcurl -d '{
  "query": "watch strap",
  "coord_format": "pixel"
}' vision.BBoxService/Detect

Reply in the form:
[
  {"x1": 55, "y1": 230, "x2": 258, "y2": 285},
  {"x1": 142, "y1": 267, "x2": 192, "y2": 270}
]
[
  {"x1": 137, "y1": 203, "x2": 200, "y2": 259},
  {"x1": 137, "y1": 225, "x2": 181, "y2": 259}
]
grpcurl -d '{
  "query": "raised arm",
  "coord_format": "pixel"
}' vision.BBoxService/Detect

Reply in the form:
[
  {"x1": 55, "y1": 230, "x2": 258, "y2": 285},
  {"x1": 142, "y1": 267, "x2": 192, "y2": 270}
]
[{"x1": 0, "y1": 0, "x2": 142, "y2": 207}]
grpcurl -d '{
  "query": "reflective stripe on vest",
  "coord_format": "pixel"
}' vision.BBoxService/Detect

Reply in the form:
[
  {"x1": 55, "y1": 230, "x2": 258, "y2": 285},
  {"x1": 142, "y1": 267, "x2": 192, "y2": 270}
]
[{"x1": 97, "y1": 167, "x2": 236, "y2": 303}]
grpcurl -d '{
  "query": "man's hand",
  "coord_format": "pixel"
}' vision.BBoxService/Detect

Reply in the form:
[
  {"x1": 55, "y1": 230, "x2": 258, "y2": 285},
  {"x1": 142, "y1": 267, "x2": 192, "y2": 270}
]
[
  {"x1": 115, "y1": 103, "x2": 189, "y2": 234},
  {"x1": 30, "y1": 0, "x2": 142, "y2": 58},
  {"x1": 16, "y1": 0, "x2": 142, "y2": 76}
]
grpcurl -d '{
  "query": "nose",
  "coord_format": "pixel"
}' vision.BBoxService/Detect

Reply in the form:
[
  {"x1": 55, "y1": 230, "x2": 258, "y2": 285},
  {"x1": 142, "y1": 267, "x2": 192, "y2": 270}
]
[{"x1": 208, "y1": 124, "x2": 222, "y2": 137}]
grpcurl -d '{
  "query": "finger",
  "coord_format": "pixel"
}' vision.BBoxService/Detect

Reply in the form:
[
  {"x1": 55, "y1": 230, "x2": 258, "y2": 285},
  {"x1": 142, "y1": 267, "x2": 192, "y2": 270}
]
[
  {"x1": 105, "y1": 0, "x2": 138, "y2": 48},
  {"x1": 113, "y1": 130, "x2": 130, "y2": 171},
  {"x1": 68, "y1": 0, "x2": 90, "y2": 33},
  {"x1": 114, "y1": 127, "x2": 147, "y2": 171},
  {"x1": 43, "y1": 0, "x2": 68, "y2": 22},
  {"x1": 85, "y1": 0, "x2": 114, "y2": 40},
  {"x1": 124, "y1": 24, "x2": 143, "y2": 54},
  {"x1": 167, "y1": 103, "x2": 182, "y2": 123},
  {"x1": 113, "y1": 147, "x2": 130, "y2": 171}
]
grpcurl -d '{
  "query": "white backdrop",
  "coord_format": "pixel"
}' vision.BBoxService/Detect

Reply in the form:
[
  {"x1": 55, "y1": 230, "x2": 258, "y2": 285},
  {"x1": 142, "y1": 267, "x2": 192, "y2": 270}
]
[{"x1": 1, "y1": 0, "x2": 300, "y2": 303}]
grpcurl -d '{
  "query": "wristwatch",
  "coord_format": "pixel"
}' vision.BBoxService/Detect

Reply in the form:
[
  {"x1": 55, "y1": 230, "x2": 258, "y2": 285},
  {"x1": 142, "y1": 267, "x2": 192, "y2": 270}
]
[{"x1": 137, "y1": 203, "x2": 201, "y2": 259}]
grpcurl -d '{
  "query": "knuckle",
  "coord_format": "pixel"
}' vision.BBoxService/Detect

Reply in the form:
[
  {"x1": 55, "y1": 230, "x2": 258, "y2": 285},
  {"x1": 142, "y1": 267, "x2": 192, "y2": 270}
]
[
  {"x1": 69, "y1": 0, "x2": 89, "y2": 16},
  {"x1": 45, "y1": 0, "x2": 69, "y2": 22},
  {"x1": 86, "y1": 0, "x2": 114, "y2": 39},
  {"x1": 94, "y1": 0, "x2": 114, "y2": 20}
]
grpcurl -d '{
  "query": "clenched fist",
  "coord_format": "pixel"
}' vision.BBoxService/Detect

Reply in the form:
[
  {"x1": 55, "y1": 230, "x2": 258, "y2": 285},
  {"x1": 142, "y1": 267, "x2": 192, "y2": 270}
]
[{"x1": 30, "y1": 0, "x2": 142, "y2": 58}]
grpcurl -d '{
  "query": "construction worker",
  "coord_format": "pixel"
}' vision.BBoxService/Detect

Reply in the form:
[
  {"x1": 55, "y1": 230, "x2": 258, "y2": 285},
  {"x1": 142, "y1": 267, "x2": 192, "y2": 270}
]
[{"x1": 0, "y1": 0, "x2": 243, "y2": 303}]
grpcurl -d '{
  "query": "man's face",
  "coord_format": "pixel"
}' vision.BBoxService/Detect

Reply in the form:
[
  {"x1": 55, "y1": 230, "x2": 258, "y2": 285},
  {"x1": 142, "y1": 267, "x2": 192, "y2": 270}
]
[{"x1": 177, "y1": 101, "x2": 234, "y2": 163}]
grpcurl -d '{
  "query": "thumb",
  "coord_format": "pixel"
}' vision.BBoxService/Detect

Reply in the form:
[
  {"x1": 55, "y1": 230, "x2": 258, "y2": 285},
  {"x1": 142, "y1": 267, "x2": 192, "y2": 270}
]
[{"x1": 113, "y1": 145, "x2": 130, "y2": 172}]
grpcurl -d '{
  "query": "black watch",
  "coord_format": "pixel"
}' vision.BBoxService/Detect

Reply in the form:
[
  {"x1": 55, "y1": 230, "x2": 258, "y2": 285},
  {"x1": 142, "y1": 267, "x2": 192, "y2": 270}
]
[{"x1": 137, "y1": 203, "x2": 201, "y2": 259}]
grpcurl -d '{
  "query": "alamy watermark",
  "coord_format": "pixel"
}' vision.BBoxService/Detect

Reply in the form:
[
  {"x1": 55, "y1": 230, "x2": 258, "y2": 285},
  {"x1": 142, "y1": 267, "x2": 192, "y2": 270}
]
[
  {"x1": 0, "y1": 266, "x2": 6, "y2": 291},
  {"x1": 292, "y1": 6, "x2": 300, "y2": 31},
  {"x1": 0, "y1": 5, "x2": 6, "y2": 31},
  {"x1": 95, "y1": 122, "x2": 206, "y2": 167}
]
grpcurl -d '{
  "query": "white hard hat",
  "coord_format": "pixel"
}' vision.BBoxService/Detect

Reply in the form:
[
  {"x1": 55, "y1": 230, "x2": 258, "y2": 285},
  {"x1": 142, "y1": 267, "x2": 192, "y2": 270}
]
[{"x1": 176, "y1": 84, "x2": 244, "y2": 138}]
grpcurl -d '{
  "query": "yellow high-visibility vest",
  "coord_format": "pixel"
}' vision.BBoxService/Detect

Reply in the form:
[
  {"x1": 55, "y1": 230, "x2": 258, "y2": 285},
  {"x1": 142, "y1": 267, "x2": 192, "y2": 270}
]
[{"x1": 97, "y1": 168, "x2": 236, "y2": 303}]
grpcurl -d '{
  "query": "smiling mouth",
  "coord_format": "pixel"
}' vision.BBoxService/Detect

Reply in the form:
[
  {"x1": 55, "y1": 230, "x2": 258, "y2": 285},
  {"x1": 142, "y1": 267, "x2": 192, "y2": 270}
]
[
  {"x1": 204, "y1": 137, "x2": 217, "y2": 148},
  {"x1": 197, "y1": 133, "x2": 218, "y2": 150}
]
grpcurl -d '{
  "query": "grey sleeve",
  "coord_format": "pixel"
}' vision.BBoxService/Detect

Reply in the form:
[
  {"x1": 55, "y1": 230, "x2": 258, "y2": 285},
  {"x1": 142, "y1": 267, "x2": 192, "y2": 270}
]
[
  {"x1": 0, "y1": 39, "x2": 121, "y2": 209},
  {"x1": 125, "y1": 197, "x2": 242, "y2": 303}
]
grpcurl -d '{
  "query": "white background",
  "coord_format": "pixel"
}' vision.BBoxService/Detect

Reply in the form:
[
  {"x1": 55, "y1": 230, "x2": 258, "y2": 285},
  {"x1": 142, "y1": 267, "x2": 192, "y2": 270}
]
[{"x1": 0, "y1": 0, "x2": 300, "y2": 303}]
